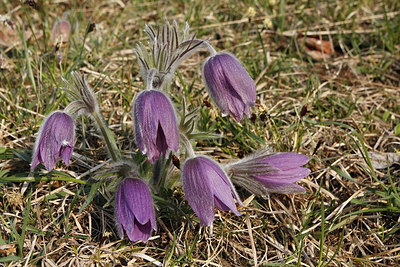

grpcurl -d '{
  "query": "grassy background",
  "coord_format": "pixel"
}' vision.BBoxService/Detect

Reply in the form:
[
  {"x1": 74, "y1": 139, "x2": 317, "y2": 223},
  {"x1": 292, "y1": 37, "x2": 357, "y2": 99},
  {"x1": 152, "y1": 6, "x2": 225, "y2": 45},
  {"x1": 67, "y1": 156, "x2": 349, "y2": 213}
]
[{"x1": 1, "y1": 0, "x2": 400, "y2": 265}]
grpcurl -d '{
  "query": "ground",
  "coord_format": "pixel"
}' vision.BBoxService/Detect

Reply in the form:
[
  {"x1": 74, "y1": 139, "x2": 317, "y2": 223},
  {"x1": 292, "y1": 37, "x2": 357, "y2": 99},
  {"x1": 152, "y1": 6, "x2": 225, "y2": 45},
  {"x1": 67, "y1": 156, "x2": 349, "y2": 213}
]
[{"x1": 0, "y1": 0, "x2": 400, "y2": 266}]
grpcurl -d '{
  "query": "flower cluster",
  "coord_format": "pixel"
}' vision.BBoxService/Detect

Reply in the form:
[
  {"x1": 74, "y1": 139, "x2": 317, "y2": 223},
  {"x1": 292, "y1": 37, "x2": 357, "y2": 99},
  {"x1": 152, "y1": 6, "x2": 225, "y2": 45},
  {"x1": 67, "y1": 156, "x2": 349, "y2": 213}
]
[{"x1": 30, "y1": 22, "x2": 311, "y2": 243}]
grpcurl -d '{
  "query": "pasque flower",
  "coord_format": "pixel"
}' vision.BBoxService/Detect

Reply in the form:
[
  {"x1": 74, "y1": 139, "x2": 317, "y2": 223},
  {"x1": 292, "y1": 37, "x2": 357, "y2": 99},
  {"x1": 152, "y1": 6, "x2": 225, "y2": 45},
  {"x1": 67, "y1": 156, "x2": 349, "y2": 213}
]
[
  {"x1": 202, "y1": 52, "x2": 256, "y2": 121},
  {"x1": 52, "y1": 18, "x2": 70, "y2": 44},
  {"x1": 115, "y1": 178, "x2": 156, "y2": 242},
  {"x1": 182, "y1": 155, "x2": 242, "y2": 226},
  {"x1": 226, "y1": 150, "x2": 310, "y2": 196},
  {"x1": 133, "y1": 89, "x2": 179, "y2": 163},
  {"x1": 31, "y1": 111, "x2": 75, "y2": 171}
]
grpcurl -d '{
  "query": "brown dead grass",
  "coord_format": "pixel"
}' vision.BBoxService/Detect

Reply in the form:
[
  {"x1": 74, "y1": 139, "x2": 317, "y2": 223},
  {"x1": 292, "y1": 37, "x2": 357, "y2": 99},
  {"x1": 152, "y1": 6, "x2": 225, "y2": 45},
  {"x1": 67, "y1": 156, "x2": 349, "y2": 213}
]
[{"x1": 1, "y1": 0, "x2": 400, "y2": 266}]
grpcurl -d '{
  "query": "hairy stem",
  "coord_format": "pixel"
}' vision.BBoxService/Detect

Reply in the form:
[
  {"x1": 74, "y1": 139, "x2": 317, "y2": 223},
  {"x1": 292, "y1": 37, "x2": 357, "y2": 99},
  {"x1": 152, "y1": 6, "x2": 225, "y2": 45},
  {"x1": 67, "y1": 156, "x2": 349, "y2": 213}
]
[
  {"x1": 92, "y1": 111, "x2": 121, "y2": 161},
  {"x1": 180, "y1": 133, "x2": 196, "y2": 158}
]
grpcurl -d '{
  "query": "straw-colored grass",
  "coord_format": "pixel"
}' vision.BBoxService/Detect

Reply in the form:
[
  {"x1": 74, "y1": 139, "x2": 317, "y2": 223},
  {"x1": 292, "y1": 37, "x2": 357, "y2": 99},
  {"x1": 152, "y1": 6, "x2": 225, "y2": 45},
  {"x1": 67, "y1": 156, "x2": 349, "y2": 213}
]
[{"x1": 1, "y1": 0, "x2": 399, "y2": 266}]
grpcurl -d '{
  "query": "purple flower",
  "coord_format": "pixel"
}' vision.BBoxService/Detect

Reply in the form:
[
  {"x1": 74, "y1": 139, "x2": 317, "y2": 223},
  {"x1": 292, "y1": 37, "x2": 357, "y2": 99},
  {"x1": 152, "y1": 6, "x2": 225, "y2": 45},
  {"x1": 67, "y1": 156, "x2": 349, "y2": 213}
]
[
  {"x1": 133, "y1": 89, "x2": 179, "y2": 163},
  {"x1": 31, "y1": 111, "x2": 75, "y2": 171},
  {"x1": 202, "y1": 52, "x2": 256, "y2": 121},
  {"x1": 52, "y1": 19, "x2": 70, "y2": 44},
  {"x1": 227, "y1": 151, "x2": 310, "y2": 196},
  {"x1": 115, "y1": 178, "x2": 156, "y2": 242},
  {"x1": 182, "y1": 156, "x2": 243, "y2": 226}
]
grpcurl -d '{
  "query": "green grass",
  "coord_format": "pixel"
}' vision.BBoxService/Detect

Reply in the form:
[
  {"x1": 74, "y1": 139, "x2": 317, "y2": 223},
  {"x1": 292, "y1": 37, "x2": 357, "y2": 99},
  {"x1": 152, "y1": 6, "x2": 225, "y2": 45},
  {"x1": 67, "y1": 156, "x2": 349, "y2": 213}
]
[{"x1": 1, "y1": 0, "x2": 400, "y2": 265}]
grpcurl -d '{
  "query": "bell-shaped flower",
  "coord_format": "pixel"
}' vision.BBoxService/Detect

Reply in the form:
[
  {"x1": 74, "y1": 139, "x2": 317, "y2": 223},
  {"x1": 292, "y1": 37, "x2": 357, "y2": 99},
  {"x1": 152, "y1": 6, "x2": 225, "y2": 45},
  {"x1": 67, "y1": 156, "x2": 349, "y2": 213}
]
[
  {"x1": 52, "y1": 18, "x2": 70, "y2": 44},
  {"x1": 31, "y1": 111, "x2": 75, "y2": 171},
  {"x1": 182, "y1": 155, "x2": 243, "y2": 226},
  {"x1": 202, "y1": 52, "x2": 256, "y2": 121},
  {"x1": 226, "y1": 150, "x2": 310, "y2": 196},
  {"x1": 115, "y1": 178, "x2": 156, "y2": 242},
  {"x1": 133, "y1": 89, "x2": 179, "y2": 163}
]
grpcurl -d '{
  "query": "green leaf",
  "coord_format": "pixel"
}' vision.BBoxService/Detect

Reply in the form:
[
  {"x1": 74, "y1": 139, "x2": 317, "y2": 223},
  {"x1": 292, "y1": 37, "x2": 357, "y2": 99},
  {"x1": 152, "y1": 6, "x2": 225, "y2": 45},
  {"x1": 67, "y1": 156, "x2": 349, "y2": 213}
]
[
  {"x1": 79, "y1": 182, "x2": 102, "y2": 213},
  {"x1": 0, "y1": 256, "x2": 21, "y2": 263},
  {"x1": 188, "y1": 132, "x2": 222, "y2": 140},
  {"x1": 394, "y1": 123, "x2": 400, "y2": 136},
  {"x1": 382, "y1": 111, "x2": 391, "y2": 121},
  {"x1": 0, "y1": 175, "x2": 87, "y2": 185}
]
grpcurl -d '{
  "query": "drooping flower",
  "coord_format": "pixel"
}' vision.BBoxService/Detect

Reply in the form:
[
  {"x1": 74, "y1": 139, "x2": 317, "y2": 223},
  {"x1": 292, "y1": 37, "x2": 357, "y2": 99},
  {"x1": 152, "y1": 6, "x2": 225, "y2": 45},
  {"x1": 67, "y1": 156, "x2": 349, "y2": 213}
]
[
  {"x1": 202, "y1": 52, "x2": 256, "y2": 121},
  {"x1": 115, "y1": 178, "x2": 156, "y2": 242},
  {"x1": 182, "y1": 155, "x2": 243, "y2": 226},
  {"x1": 31, "y1": 111, "x2": 75, "y2": 171},
  {"x1": 52, "y1": 18, "x2": 70, "y2": 44},
  {"x1": 133, "y1": 89, "x2": 179, "y2": 163},
  {"x1": 226, "y1": 150, "x2": 310, "y2": 196}
]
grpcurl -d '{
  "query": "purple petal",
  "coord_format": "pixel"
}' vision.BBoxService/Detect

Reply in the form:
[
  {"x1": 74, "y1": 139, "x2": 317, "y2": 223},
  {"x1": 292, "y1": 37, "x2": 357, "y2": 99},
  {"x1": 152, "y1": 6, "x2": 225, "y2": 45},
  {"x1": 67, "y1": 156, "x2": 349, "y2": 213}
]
[
  {"x1": 31, "y1": 111, "x2": 75, "y2": 171},
  {"x1": 116, "y1": 183, "x2": 136, "y2": 235},
  {"x1": 136, "y1": 91, "x2": 159, "y2": 146},
  {"x1": 52, "y1": 19, "x2": 70, "y2": 43},
  {"x1": 258, "y1": 183, "x2": 306, "y2": 194},
  {"x1": 198, "y1": 157, "x2": 241, "y2": 216},
  {"x1": 254, "y1": 167, "x2": 311, "y2": 183},
  {"x1": 203, "y1": 57, "x2": 231, "y2": 115},
  {"x1": 228, "y1": 150, "x2": 311, "y2": 196},
  {"x1": 204, "y1": 56, "x2": 246, "y2": 121},
  {"x1": 122, "y1": 179, "x2": 155, "y2": 226},
  {"x1": 60, "y1": 145, "x2": 73, "y2": 165},
  {"x1": 203, "y1": 53, "x2": 256, "y2": 121},
  {"x1": 133, "y1": 90, "x2": 179, "y2": 163},
  {"x1": 134, "y1": 91, "x2": 160, "y2": 162},
  {"x1": 31, "y1": 152, "x2": 40, "y2": 170},
  {"x1": 129, "y1": 220, "x2": 153, "y2": 242},
  {"x1": 182, "y1": 157, "x2": 215, "y2": 226},
  {"x1": 115, "y1": 178, "x2": 156, "y2": 242},
  {"x1": 263, "y1": 153, "x2": 310, "y2": 170},
  {"x1": 53, "y1": 113, "x2": 75, "y2": 145},
  {"x1": 217, "y1": 53, "x2": 256, "y2": 106},
  {"x1": 155, "y1": 91, "x2": 179, "y2": 152},
  {"x1": 39, "y1": 130, "x2": 59, "y2": 171}
]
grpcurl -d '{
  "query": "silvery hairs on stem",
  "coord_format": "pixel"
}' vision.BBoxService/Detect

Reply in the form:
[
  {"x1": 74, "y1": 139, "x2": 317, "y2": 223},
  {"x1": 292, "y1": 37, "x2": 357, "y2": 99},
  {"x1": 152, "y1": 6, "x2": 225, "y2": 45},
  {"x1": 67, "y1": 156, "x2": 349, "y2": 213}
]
[
  {"x1": 135, "y1": 21, "x2": 210, "y2": 90},
  {"x1": 62, "y1": 71, "x2": 99, "y2": 117},
  {"x1": 62, "y1": 71, "x2": 121, "y2": 161}
]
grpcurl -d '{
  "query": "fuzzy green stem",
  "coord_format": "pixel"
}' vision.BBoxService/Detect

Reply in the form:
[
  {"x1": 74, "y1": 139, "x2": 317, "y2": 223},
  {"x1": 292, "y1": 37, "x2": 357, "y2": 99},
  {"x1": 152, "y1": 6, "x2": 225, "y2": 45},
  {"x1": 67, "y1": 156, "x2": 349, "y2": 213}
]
[
  {"x1": 150, "y1": 154, "x2": 167, "y2": 192},
  {"x1": 92, "y1": 111, "x2": 121, "y2": 161},
  {"x1": 204, "y1": 41, "x2": 217, "y2": 56},
  {"x1": 181, "y1": 133, "x2": 196, "y2": 158}
]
